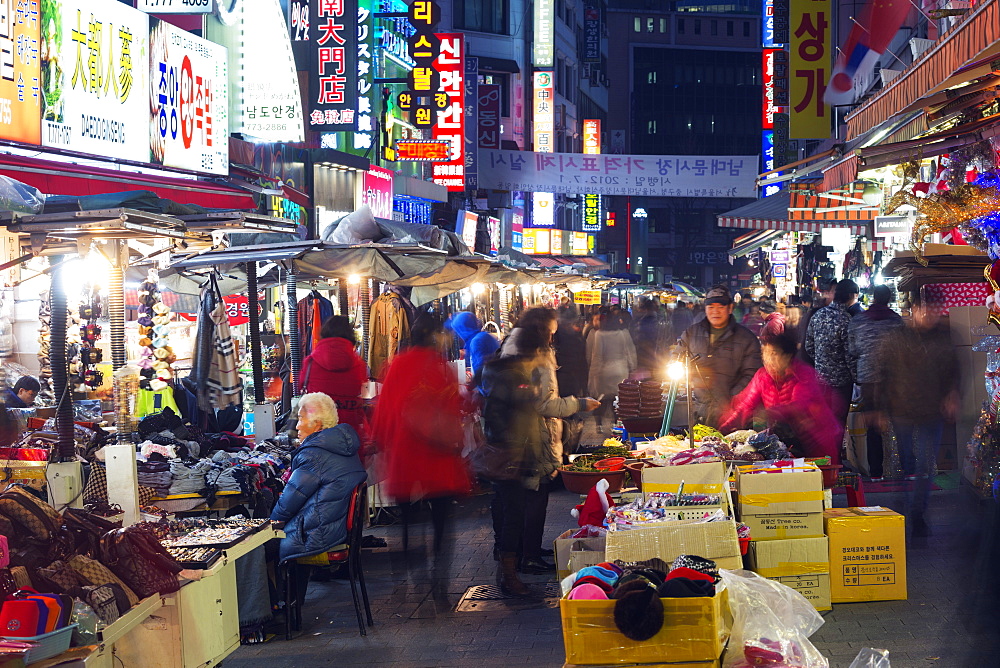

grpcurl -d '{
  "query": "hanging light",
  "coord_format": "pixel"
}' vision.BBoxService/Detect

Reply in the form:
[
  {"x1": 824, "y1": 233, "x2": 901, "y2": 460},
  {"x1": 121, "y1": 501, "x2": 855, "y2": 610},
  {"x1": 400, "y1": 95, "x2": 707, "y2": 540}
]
[
  {"x1": 471, "y1": 282, "x2": 486, "y2": 295},
  {"x1": 347, "y1": 274, "x2": 361, "y2": 285},
  {"x1": 862, "y1": 182, "x2": 883, "y2": 206}
]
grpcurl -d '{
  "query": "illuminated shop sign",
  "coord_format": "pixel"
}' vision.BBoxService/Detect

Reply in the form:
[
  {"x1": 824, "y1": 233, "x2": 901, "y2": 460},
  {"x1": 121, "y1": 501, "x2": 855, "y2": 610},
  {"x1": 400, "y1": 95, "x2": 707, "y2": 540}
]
[
  {"x1": 532, "y1": 191, "x2": 554, "y2": 227},
  {"x1": 430, "y1": 33, "x2": 465, "y2": 191},
  {"x1": 478, "y1": 83, "x2": 501, "y2": 149},
  {"x1": 532, "y1": 0, "x2": 554, "y2": 67},
  {"x1": 396, "y1": 139, "x2": 450, "y2": 160},
  {"x1": 789, "y1": 0, "x2": 830, "y2": 138},
  {"x1": 532, "y1": 70, "x2": 554, "y2": 153},
  {"x1": 583, "y1": 193, "x2": 602, "y2": 232},
  {"x1": 1, "y1": 0, "x2": 40, "y2": 144},
  {"x1": 307, "y1": 0, "x2": 358, "y2": 130}
]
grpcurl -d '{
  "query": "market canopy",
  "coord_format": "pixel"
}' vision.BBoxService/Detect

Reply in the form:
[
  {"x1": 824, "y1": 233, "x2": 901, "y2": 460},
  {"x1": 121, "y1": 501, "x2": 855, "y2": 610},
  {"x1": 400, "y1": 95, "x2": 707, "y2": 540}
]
[
  {"x1": 716, "y1": 191, "x2": 791, "y2": 231},
  {"x1": 729, "y1": 230, "x2": 785, "y2": 258}
]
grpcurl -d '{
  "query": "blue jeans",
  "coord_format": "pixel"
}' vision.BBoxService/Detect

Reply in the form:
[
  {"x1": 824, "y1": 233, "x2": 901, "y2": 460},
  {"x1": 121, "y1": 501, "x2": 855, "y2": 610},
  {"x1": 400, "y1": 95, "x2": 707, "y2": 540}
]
[{"x1": 892, "y1": 419, "x2": 943, "y2": 517}]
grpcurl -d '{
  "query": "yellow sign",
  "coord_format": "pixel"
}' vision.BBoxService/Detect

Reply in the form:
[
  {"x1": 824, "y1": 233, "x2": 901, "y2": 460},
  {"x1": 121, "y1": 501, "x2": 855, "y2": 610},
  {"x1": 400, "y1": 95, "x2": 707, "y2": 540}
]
[
  {"x1": 789, "y1": 0, "x2": 831, "y2": 138},
  {"x1": 573, "y1": 290, "x2": 601, "y2": 305}
]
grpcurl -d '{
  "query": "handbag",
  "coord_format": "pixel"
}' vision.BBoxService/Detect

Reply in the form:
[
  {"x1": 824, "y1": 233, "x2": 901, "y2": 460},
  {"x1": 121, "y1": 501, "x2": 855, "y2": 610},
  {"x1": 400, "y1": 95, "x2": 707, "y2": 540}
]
[
  {"x1": 68, "y1": 555, "x2": 139, "y2": 607},
  {"x1": 37, "y1": 561, "x2": 84, "y2": 595},
  {"x1": 0, "y1": 486, "x2": 71, "y2": 568},
  {"x1": 63, "y1": 508, "x2": 121, "y2": 558},
  {"x1": 98, "y1": 526, "x2": 183, "y2": 600},
  {"x1": 82, "y1": 584, "x2": 129, "y2": 625}
]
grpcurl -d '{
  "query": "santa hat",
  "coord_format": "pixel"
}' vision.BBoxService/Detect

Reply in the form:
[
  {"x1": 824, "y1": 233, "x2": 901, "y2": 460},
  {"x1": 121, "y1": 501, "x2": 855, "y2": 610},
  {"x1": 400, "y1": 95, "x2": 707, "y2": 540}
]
[{"x1": 571, "y1": 479, "x2": 615, "y2": 528}]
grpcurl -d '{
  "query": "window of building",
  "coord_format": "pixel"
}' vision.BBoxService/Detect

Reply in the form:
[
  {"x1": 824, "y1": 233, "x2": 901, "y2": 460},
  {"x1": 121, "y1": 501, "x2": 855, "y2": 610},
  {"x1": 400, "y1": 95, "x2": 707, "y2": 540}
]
[
  {"x1": 648, "y1": 70, "x2": 657, "y2": 84},
  {"x1": 710, "y1": 20, "x2": 718, "y2": 35},
  {"x1": 727, "y1": 21, "x2": 734, "y2": 36},
  {"x1": 479, "y1": 73, "x2": 511, "y2": 116},
  {"x1": 694, "y1": 19, "x2": 701, "y2": 34},
  {"x1": 648, "y1": 120, "x2": 657, "y2": 134},
  {"x1": 743, "y1": 21, "x2": 750, "y2": 37},
  {"x1": 677, "y1": 18, "x2": 685, "y2": 33},
  {"x1": 454, "y1": 0, "x2": 508, "y2": 34},
  {"x1": 660, "y1": 18, "x2": 667, "y2": 32},
  {"x1": 634, "y1": 17, "x2": 641, "y2": 32},
  {"x1": 647, "y1": 17, "x2": 654, "y2": 32}
]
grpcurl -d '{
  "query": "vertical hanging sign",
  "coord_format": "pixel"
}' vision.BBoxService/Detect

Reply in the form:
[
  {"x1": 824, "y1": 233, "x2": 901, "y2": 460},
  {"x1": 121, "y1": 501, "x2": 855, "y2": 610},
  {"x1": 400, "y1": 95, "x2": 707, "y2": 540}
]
[
  {"x1": 533, "y1": 0, "x2": 554, "y2": 67},
  {"x1": 584, "y1": 3, "x2": 600, "y2": 63},
  {"x1": 478, "y1": 83, "x2": 501, "y2": 149},
  {"x1": 397, "y1": 0, "x2": 441, "y2": 130},
  {"x1": 582, "y1": 118, "x2": 601, "y2": 232},
  {"x1": 532, "y1": 70, "x2": 554, "y2": 153},
  {"x1": 430, "y1": 33, "x2": 465, "y2": 191},
  {"x1": 353, "y1": 0, "x2": 374, "y2": 151},
  {"x1": 308, "y1": 0, "x2": 358, "y2": 130},
  {"x1": 789, "y1": 0, "x2": 830, "y2": 139},
  {"x1": 465, "y1": 55, "x2": 478, "y2": 190}
]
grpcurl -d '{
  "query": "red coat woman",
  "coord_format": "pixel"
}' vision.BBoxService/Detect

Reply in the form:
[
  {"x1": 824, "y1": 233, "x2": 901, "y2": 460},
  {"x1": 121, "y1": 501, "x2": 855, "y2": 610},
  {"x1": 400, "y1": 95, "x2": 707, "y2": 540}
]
[
  {"x1": 371, "y1": 314, "x2": 471, "y2": 504},
  {"x1": 302, "y1": 316, "x2": 370, "y2": 444}
]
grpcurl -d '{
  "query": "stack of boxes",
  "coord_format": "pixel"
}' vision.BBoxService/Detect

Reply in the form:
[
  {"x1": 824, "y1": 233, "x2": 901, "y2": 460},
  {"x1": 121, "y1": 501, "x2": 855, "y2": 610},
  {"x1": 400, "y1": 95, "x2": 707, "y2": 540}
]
[
  {"x1": 824, "y1": 506, "x2": 907, "y2": 604},
  {"x1": 738, "y1": 463, "x2": 832, "y2": 611}
]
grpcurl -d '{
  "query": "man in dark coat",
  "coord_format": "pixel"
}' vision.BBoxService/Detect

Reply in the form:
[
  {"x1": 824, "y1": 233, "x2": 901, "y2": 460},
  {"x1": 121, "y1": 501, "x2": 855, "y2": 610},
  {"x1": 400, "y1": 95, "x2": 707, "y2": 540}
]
[
  {"x1": 272, "y1": 392, "x2": 367, "y2": 563},
  {"x1": 676, "y1": 285, "x2": 762, "y2": 429},
  {"x1": 0, "y1": 376, "x2": 38, "y2": 408}
]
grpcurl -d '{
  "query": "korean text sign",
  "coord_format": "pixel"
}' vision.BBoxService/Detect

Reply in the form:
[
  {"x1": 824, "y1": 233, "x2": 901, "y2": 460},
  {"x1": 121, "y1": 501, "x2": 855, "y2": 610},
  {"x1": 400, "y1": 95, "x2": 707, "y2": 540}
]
[
  {"x1": 789, "y1": 0, "x2": 830, "y2": 139},
  {"x1": 149, "y1": 20, "x2": 229, "y2": 174},
  {"x1": 431, "y1": 33, "x2": 464, "y2": 192},
  {"x1": 42, "y1": 0, "x2": 149, "y2": 160},
  {"x1": 363, "y1": 165, "x2": 394, "y2": 219},
  {"x1": 533, "y1": 71, "x2": 554, "y2": 153},
  {"x1": 480, "y1": 150, "x2": 758, "y2": 198},
  {"x1": 0, "y1": 0, "x2": 40, "y2": 144},
  {"x1": 308, "y1": 0, "x2": 358, "y2": 130},
  {"x1": 477, "y1": 83, "x2": 501, "y2": 149}
]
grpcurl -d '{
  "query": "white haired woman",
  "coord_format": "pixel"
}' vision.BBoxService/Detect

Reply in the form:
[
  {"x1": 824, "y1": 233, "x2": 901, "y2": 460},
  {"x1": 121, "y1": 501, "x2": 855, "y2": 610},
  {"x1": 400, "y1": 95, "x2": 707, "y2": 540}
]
[{"x1": 271, "y1": 392, "x2": 368, "y2": 563}]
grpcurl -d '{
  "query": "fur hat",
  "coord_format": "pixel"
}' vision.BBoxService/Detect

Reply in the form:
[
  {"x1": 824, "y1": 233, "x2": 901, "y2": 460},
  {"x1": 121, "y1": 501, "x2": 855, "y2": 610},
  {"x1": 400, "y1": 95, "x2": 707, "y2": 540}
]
[{"x1": 613, "y1": 581, "x2": 664, "y2": 641}]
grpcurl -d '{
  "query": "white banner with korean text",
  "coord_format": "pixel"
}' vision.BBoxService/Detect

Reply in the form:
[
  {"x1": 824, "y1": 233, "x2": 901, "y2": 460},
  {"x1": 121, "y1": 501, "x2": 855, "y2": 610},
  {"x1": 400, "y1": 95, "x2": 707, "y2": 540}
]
[{"x1": 479, "y1": 150, "x2": 759, "y2": 198}]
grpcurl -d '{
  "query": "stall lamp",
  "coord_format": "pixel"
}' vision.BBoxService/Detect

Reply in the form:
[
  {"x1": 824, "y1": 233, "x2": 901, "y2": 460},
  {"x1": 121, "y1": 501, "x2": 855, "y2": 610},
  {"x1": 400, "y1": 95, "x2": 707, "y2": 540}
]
[
  {"x1": 752, "y1": 286, "x2": 766, "y2": 297},
  {"x1": 347, "y1": 274, "x2": 361, "y2": 285},
  {"x1": 471, "y1": 282, "x2": 485, "y2": 295},
  {"x1": 666, "y1": 361, "x2": 685, "y2": 381},
  {"x1": 861, "y1": 182, "x2": 882, "y2": 206}
]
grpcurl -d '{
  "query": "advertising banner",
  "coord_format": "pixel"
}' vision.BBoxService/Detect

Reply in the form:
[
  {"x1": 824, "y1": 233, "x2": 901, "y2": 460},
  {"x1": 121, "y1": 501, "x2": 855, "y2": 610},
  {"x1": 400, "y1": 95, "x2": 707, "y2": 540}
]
[
  {"x1": 137, "y1": 0, "x2": 212, "y2": 13},
  {"x1": 789, "y1": 0, "x2": 830, "y2": 139},
  {"x1": 481, "y1": 150, "x2": 758, "y2": 198},
  {"x1": 584, "y1": 3, "x2": 600, "y2": 63},
  {"x1": 307, "y1": 0, "x2": 358, "y2": 131},
  {"x1": 1, "y1": 0, "x2": 40, "y2": 144},
  {"x1": 464, "y1": 55, "x2": 478, "y2": 190},
  {"x1": 149, "y1": 20, "x2": 229, "y2": 174},
  {"x1": 363, "y1": 165, "x2": 394, "y2": 220},
  {"x1": 353, "y1": 0, "x2": 374, "y2": 151},
  {"x1": 532, "y1": 0, "x2": 554, "y2": 67},
  {"x1": 532, "y1": 191, "x2": 554, "y2": 227},
  {"x1": 430, "y1": 33, "x2": 464, "y2": 191},
  {"x1": 532, "y1": 70, "x2": 554, "y2": 153},
  {"x1": 511, "y1": 206, "x2": 523, "y2": 251},
  {"x1": 477, "y1": 83, "x2": 500, "y2": 149},
  {"x1": 457, "y1": 209, "x2": 477, "y2": 250},
  {"x1": 574, "y1": 290, "x2": 601, "y2": 305},
  {"x1": 43, "y1": 0, "x2": 150, "y2": 160}
]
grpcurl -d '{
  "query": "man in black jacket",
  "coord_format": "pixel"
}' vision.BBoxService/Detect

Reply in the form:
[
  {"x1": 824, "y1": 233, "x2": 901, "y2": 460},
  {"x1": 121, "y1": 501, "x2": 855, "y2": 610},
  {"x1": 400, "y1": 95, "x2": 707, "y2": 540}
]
[{"x1": 676, "y1": 286, "x2": 762, "y2": 429}]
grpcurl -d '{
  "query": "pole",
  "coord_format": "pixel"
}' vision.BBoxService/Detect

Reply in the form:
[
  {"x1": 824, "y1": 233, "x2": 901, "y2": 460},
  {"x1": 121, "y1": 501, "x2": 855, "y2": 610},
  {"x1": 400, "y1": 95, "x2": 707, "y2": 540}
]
[
  {"x1": 107, "y1": 240, "x2": 126, "y2": 371},
  {"x1": 286, "y1": 268, "x2": 301, "y2": 394},
  {"x1": 50, "y1": 255, "x2": 74, "y2": 462},
  {"x1": 660, "y1": 380, "x2": 679, "y2": 438},
  {"x1": 685, "y1": 353, "x2": 693, "y2": 433},
  {"x1": 246, "y1": 262, "x2": 265, "y2": 404}
]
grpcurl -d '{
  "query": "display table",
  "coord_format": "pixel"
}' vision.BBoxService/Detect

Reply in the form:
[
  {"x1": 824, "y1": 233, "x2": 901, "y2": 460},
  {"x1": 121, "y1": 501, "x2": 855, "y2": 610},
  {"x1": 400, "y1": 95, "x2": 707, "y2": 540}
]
[
  {"x1": 149, "y1": 491, "x2": 245, "y2": 515},
  {"x1": 82, "y1": 526, "x2": 280, "y2": 668}
]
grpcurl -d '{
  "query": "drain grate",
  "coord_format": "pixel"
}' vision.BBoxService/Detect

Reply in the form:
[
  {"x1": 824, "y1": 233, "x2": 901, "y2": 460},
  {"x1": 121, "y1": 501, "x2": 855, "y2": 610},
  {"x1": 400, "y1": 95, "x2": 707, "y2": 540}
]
[{"x1": 455, "y1": 583, "x2": 561, "y2": 611}]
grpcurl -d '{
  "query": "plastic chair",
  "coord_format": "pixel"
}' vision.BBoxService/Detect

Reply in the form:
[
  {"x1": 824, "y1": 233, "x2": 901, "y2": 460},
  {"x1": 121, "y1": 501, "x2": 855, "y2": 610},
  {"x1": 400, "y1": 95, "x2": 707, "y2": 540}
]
[
  {"x1": 833, "y1": 470, "x2": 867, "y2": 506},
  {"x1": 281, "y1": 481, "x2": 373, "y2": 639}
]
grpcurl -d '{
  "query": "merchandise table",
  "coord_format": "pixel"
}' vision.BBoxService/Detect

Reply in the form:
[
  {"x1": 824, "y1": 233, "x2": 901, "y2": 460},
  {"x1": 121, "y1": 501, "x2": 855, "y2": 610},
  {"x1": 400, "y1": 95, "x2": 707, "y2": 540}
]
[{"x1": 80, "y1": 525, "x2": 281, "y2": 668}]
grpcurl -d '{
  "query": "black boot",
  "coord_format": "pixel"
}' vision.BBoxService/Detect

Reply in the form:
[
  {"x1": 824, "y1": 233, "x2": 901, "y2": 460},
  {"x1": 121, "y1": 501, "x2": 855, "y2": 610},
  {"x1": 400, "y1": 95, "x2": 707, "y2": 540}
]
[
  {"x1": 498, "y1": 552, "x2": 530, "y2": 596},
  {"x1": 520, "y1": 557, "x2": 556, "y2": 575}
]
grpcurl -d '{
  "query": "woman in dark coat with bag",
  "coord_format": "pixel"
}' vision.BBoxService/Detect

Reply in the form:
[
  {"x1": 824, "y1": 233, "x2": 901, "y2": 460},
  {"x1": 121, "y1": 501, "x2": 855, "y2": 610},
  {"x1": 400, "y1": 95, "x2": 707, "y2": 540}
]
[{"x1": 301, "y1": 316, "x2": 370, "y2": 445}]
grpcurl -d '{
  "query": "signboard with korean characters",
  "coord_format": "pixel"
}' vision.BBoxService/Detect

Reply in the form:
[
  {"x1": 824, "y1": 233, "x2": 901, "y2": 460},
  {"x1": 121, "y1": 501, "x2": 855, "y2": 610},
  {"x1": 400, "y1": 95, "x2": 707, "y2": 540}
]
[
  {"x1": 41, "y1": 0, "x2": 150, "y2": 160},
  {"x1": 789, "y1": 0, "x2": 830, "y2": 138},
  {"x1": 430, "y1": 33, "x2": 464, "y2": 191},
  {"x1": 307, "y1": 0, "x2": 358, "y2": 131},
  {"x1": 149, "y1": 20, "x2": 229, "y2": 174},
  {"x1": 137, "y1": 0, "x2": 213, "y2": 13},
  {"x1": 0, "y1": 0, "x2": 40, "y2": 144},
  {"x1": 481, "y1": 150, "x2": 758, "y2": 198}
]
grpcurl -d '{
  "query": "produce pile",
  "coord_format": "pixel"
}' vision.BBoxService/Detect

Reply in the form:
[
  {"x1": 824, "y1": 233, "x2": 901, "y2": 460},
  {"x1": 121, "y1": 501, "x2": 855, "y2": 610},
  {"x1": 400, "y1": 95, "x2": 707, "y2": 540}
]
[
  {"x1": 562, "y1": 442, "x2": 632, "y2": 472},
  {"x1": 631, "y1": 428, "x2": 788, "y2": 466}
]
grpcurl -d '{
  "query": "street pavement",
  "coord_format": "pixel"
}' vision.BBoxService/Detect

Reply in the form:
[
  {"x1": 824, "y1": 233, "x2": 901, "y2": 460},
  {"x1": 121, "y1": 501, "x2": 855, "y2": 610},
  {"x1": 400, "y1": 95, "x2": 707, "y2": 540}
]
[{"x1": 227, "y1": 434, "x2": 1000, "y2": 667}]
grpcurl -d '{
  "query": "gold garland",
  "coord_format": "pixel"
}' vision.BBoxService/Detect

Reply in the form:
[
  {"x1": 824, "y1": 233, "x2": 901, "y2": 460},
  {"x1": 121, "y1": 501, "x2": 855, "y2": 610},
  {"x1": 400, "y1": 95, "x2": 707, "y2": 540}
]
[{"x1": 885, "y1": 183, "x2": 1000, "y2": 263}]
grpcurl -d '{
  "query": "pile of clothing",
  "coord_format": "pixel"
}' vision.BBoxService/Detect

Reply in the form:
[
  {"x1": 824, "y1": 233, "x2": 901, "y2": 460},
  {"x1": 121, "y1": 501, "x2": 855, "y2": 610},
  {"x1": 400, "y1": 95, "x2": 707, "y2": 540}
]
[{"x1": 562, "y1": 555, "x2": 720, "y2": 640}]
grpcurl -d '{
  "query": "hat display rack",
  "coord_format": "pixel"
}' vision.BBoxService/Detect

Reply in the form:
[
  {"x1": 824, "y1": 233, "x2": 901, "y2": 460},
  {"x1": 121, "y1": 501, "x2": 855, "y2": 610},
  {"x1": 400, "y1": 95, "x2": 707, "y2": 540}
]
[{"x1": 135, "y1": 269, "x2": 176, "y2": 391}]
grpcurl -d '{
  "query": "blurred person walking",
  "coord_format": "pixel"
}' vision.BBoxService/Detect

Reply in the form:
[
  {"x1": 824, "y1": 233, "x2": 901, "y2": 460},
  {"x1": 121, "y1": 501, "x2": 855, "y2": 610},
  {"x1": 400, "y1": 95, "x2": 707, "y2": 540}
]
[
  {"x1": 847, "y1": 285, "x2": 903, "y2": 479},
  {"x1": 300, "y1": 316, "x2": 370, "y2": 447},
  {"x1": 804, "y1": 279, "x2": 859, "y2": 428},
  {"x1": 741, "y1": 301, "x2": 765, "y2": 337},
  {"x1": 587, "y1": 309, "x2": 637, "y2": 433},
  {"x1": 676, "y1": 285, "x2": 762, "y2": 429},
  {"x1": 446, "y1": 311, "x2": 500, "y2": 379},
  {"x1": 879, "y1": 299, "x2": 959, "y2": 536},
  {"x1": 632, "y1": 297, "x2": 667, "y2": 380},
  {"x1": 371, "y1": 313, "x2": 471, "y2": 557},
  {"x1": 758, "y1": 299, "x2": 786, "y2": 342},
  {"x1": 671, "y1": 301, "x2": 695, "y2": 340}
]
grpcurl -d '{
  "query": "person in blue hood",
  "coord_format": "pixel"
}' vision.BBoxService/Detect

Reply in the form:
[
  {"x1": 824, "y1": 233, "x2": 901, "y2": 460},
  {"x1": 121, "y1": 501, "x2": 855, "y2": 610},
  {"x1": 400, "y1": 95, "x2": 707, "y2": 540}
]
[
  {"x1": 271, "y1": 392, "x2": 367, "y2": 563},
  {"x1": 447, "y1": 310, "x2": 500, "y2": 378}
]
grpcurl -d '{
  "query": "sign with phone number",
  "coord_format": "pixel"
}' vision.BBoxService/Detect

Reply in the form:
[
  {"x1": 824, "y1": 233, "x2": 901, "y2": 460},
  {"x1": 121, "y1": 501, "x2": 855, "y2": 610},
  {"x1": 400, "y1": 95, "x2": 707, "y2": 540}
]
[{"x1": 137, "y1": 0, "x2": 213, "y2": 13}]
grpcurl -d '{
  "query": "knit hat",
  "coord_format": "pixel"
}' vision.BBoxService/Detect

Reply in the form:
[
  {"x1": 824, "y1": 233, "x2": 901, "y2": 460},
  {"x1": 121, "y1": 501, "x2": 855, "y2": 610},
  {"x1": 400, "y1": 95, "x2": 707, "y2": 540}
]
[
  {"x1": 613, "y1": 581, "x2": 664, "y2": 640},
  {"x1": 671, "y1": 555, "x2": 719, "y2": 583},
  {"x1": 567, "y1": 583, "x2": 608, "y2": 600},
  {"x1": 573, "y1": 575, "x2": 614, "y2": 594},
  {"x1": 658, "y1": 577, "x2": 715, "y2": 598},
  {"x1": 575, "y1": 565, "x2": 620, "y2": 587},
  {"x1": 617, "y1": 567, "x2": 665, "y2": 589},
  {"x1": 664, "y1": 566, "x2": 715, "y2": 584}
]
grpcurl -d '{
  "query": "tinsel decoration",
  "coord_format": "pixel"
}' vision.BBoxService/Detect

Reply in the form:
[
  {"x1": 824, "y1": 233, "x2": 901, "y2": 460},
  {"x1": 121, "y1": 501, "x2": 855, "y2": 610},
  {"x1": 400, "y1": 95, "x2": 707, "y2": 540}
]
[{"x1": 967, "y1": 408, "x2": 1000, "y2": 497}]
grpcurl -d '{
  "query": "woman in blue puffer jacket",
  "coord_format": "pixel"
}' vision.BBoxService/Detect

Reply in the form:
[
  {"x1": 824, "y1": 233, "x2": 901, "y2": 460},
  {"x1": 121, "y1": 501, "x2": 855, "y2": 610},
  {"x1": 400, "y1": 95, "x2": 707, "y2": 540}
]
[{"x1": 272, "y1": 392, "x2": 368, "y2": 562}]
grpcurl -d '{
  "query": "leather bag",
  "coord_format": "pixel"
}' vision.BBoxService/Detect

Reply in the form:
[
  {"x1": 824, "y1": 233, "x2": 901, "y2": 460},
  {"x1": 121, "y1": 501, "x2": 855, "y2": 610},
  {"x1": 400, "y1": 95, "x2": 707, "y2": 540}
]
[
  {"x1": 0, "y1": 486, "x2": 71, "y2": 568},
  {"x1": 68, "y1": 555, "x2": 139, "y2": 607},
  {"x1": 98, "y1": 525, "x2": 183, "y2": 600}
]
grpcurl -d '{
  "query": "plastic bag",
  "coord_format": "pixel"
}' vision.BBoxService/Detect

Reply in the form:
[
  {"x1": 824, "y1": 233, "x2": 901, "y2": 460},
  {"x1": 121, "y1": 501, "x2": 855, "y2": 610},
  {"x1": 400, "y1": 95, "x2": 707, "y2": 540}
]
[
  {"x1": 849, "y1": 649, "x2": 890, "y2": 668},
  {"x1": 71, "y1": 599, "x2": 99, "y2": 645},
  {"x1": 720, "y1": 569, "x2": 828, "y2": 668}
]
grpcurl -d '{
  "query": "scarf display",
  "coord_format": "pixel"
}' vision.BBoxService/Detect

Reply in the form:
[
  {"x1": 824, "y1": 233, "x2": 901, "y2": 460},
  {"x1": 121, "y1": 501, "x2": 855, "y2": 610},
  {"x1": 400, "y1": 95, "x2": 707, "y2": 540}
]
[{"x1": 192, "y1": 275, "x2": 242, "y2": 413}]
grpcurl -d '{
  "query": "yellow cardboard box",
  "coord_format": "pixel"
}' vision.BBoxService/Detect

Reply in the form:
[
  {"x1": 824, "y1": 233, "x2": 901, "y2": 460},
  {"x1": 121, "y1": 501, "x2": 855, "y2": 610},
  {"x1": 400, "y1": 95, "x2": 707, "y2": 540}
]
[
  {"x1": 746, "y1": 537, "x2": 831, "y2": 611},
  {"x1": 642, "y1": 461, "x2": 729, "y2": 497},
  {"x1": 560, "y1": 590, "x2": 729, "y2": 665},
  {"x1": 824, "y1": 506, "x2": 907, "y2": 603},
  {"x1": 742, "y1": 512, "x2": 824, "y2": 541},
  {"x1": 606, "y1": 520, "x2": 743, "y2": 569},
  {"x1": 737, "y1": 464, "x2": 825, "y2": 516}
]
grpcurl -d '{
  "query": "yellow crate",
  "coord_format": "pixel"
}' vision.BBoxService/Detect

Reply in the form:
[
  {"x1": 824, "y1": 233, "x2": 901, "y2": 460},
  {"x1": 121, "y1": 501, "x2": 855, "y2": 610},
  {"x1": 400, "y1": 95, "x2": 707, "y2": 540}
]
[
  {"x1": 564, "y1": 662, "x2": 720, "y2": 668},
  {"x1": 560, "y1": 591, "x2": 728, "y2": 665}
]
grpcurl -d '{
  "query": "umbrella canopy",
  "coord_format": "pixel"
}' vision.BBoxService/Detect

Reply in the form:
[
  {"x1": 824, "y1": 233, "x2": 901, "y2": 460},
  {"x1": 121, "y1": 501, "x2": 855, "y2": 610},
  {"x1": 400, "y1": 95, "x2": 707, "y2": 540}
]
[{"x1": 662, "y1": 280, "x2": 704, "y2": 297}]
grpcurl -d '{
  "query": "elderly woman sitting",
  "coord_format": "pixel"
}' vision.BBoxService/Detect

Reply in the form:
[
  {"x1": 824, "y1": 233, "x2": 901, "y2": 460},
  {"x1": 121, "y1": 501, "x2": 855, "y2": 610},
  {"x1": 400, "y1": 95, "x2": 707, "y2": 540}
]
[{"x1": 272, "y1": 392, "x2": 368, "y2": 563}]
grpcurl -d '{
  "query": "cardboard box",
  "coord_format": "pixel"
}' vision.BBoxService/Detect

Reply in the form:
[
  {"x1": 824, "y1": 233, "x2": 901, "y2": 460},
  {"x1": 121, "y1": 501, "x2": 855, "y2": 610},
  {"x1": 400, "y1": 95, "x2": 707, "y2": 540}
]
[
  {"x1": 825, "y1": 507, "x2": 907, "y2": 603},
  {"x1": 742, "y1": 512, "x2": 824, "y2": 541},
  {"x1": 737, "y1": 465, "x2": 824, "y2": 516},
  {"x1": 560, "y1": 590, "x2": 729, "y2": 665},
  {"x1": 568, "y1": 548, "x2": 606, "y2": 576},
  {"x1": 642, "y1": 461, "x2": 729, "y2": 497},
  {"x1": 746, "y1": 537, "x2": 831, "y2": 611},
  {"x1": 949, "y1": 306, "x2": 991, "y2": 346},
  {"x1": 773, "y1": 574, "x2": 832, "y2": 611},
  {"x1": 606, "y1": 520, "x2": 742, "y2": 569},
  {"x1": 554, "y1": 530, "x2": 606, "y2": 582}
]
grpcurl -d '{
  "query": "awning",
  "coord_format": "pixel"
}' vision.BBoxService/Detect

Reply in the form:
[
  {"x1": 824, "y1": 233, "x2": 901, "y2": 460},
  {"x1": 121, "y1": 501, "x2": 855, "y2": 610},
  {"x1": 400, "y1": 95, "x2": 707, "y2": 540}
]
[
  {"x1": 859, "y1": 111, "x2": 1000, "y2": 170},
  {"x1": 716, "y1": 191, "x2": 791, "y2": 229},
  {"x1": 475, "y1": 56, "x2": 520, "y2": 73},
  {"x1": 729, "y1": 230, "x2": 784, "y2": 257},
  {"x1": 845, "y1": 0, "x2": 1000, "y2": 141},
  {"x1": 0, "y1": 152, "x2": 257, "y2": 210},
  {"x1": 532, "y1": 255, "x2": 610, "y2": 270}
]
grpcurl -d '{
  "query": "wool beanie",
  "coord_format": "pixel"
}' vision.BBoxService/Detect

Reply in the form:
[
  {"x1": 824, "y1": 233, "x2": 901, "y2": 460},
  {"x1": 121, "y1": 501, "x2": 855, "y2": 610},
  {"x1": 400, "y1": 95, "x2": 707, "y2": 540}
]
[
  {"x1": 613, "y1": 582, "x2": 664, "y2": 641},
  {"x1": 658, "y1": 577, "x2": 715, "y2": 598},
  {"x1": 567, "y1": 583, "x2": 608, "y2": 600}
]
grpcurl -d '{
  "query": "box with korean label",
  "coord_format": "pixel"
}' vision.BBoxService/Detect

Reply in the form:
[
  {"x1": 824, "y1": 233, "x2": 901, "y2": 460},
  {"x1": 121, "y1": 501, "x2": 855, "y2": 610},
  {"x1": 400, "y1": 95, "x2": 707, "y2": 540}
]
[{"x1": 824, "y1": 506, "x2": 907, "y2": 603}]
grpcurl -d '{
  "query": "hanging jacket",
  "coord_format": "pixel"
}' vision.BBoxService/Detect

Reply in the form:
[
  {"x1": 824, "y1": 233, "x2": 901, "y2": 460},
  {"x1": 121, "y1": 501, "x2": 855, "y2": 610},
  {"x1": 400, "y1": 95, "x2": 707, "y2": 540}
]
[
  {"x1": 271, "y1": 424, "x2": 367, "y2": 562},
  {"x1": 677, "y1": 317, "x2": 762, "y2": 428},
  {"x1": 368, "y1": 292, "x2": 411, "y2": 380},
  {"x1": 296, "y1": 293, "x2": 334, "y2": 359},
  {"x1": 302, "y1": 336, "x2": 370, "y2": 443},
  {"x1": 720, "y1": 360, "x2": 841, "y2": 461}
]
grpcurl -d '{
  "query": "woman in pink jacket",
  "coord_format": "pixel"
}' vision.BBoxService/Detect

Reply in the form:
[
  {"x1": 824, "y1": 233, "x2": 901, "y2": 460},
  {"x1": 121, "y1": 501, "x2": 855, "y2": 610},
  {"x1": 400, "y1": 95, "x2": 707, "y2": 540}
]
[{"x1": 719, "y1": 331, "x2": 841, "y2": 462}]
